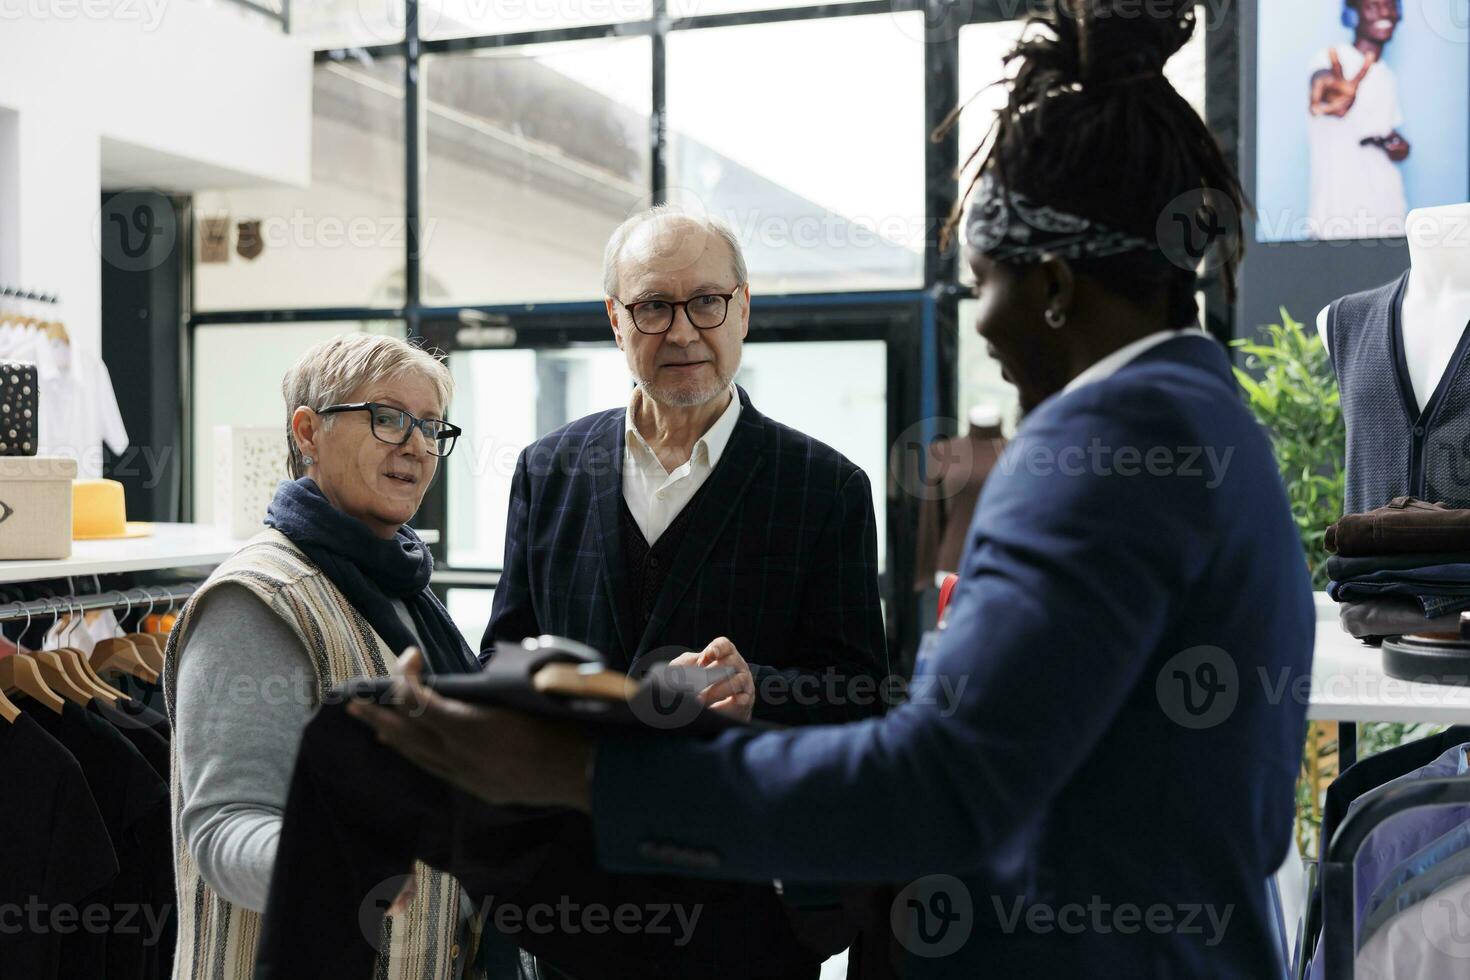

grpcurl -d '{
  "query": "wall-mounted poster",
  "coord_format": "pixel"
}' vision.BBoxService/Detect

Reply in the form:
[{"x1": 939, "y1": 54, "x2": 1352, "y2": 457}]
[{"x1": 1256, "y1": 0, "x2": 1469, "y2": 242}]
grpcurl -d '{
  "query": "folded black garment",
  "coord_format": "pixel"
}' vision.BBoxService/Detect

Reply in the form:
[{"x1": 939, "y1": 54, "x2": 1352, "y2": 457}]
[
  {"x1": 254, "y1": 653, "x2": 834, "y2": 980},
  {"x1": 333, "y1": 635, "x2": 771, "y2": 737},
  {"x1": 1328, "y1": 552, "x2": 1470, "y2": 580}
]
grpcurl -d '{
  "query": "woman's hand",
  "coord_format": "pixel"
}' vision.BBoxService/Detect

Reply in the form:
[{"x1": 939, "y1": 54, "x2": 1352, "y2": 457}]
[{"x1": 347, "y1": 648, "x2": 594, "y2": 810}]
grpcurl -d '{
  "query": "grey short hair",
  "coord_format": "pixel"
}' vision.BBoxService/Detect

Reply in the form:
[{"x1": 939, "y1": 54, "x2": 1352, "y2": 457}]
[
  {"x1": 282, "y1": 332, "x2": 454, "y2": 479},
  {"x1": 602, "y1": 206, "x2": 748, "y2": 299}
]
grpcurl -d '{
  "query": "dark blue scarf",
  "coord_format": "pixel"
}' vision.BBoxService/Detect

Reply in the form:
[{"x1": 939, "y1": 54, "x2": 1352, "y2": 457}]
[{"x1": 264, "y1": 477, "x2": 477, "y2": 675}]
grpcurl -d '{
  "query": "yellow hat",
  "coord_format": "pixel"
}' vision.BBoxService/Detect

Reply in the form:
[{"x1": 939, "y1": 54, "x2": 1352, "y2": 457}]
[{"x1": 72, "y1": 479, "x2": 153, "y2": 540}]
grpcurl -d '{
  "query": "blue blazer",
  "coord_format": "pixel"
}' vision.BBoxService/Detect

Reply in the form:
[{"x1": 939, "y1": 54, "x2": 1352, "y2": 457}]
[
  {"x1": 590, "y1": 336, "x2": 1317, "y2": 978},
  {"x1": 484, "y1": 384, "x2": 889, "y2": 725}
]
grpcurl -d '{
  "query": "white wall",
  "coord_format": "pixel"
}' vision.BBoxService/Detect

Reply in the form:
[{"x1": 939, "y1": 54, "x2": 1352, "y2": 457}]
[{"x1": 0, "y1": 1, "x2": 313, "y2": 354}]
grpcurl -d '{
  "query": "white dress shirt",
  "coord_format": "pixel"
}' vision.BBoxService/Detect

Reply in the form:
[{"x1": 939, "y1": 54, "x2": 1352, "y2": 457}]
[
  {"x1": 623, "y1": 384, "x2": 741, "y2": 546},
  {"x1": 1062, "y1": 327, "x2": 1211, "y2": 395}
]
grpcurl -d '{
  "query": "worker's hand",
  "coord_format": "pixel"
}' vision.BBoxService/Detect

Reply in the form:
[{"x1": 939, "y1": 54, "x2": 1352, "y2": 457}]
[
  {"x1": 668, "y1": 636, "x2": 754, "y2": 722},
  {"x1": 1310, "y1": 48, "x2": 1377, "y2": 118},
  {"x1": 347, "y1": 648, "x2": 594, "y2": 810}
]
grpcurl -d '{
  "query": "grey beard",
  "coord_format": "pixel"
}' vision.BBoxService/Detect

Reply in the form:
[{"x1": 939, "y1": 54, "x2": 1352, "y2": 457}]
[{"x1": 635, "y1": 369, "x2": 735, "y2": 408}]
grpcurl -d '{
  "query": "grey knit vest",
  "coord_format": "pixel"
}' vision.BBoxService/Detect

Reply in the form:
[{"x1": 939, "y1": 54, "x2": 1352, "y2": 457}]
[{"x1": 1330, "y1": 270, "x2": 1470, "y2": 516}]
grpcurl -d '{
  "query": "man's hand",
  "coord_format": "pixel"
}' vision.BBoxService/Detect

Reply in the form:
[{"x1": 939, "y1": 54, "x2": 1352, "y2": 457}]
[
  {"x1": 1311, "y1": 48, "x2": 1377, "y2": 118},
  {"x1": 346, "y1": 648, "x2": 594, "y2": 811},
  {"x1": 668, "y1": 636, "x2": 755, "y2": 722}
]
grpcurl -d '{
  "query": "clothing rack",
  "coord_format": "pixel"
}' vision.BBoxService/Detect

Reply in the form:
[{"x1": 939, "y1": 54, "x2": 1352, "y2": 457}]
[
  {"x1": 1320, "y1": 775, "x2": 1470, "y2": 979},
  {"x1": 0, "y1": 583, "x2": 198, "y2": 623}
]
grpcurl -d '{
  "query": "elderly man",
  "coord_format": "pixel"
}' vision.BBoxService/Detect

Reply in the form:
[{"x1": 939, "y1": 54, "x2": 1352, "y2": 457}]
[
  {"x1": 472, "y1": 206, "x2": 887, "y2": 976},
  {"x1": 485, "y1": 207, "x2": 886, "y2": 724}
]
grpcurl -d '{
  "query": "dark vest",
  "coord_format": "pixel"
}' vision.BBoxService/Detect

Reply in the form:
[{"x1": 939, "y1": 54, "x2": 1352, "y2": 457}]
[
  {"x1": 1330, "y1": 271, "x2": 1470, "y2": 515},
  {"x1": 620, "y1": 491, "x2": 701, "y2": 644}
]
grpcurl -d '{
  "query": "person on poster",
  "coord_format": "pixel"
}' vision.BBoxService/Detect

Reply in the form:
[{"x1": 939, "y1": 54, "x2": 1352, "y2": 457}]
[{"x1": 1307, "y1": 0, "x2": 1411, "y2": 239}]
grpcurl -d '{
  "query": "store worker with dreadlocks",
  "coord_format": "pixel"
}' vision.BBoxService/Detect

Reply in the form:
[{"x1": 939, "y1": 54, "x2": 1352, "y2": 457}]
[{"x1": 350, "y1": 1, "x2": 1317, "y2": 975}]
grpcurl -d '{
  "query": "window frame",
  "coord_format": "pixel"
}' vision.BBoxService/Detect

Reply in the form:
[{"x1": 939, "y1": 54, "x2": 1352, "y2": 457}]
[{"x1": 184, "y1": 0, "x2": 1234, "y2": 666}]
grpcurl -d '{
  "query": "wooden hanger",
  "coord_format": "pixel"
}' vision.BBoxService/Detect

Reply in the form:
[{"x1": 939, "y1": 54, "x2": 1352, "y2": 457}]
[
  {"x1": 0, "y1": 686, "x2": 18, "y2": 723},
  {"x1": 52, "y1": 597, "x2": 123, "y2": 702},
  {"x1": 30, "y1": 651, "x2": 94, "y2": 706},
  {"x1": 128, "y1": 589, "x2": 167, "y2": 675},
  {"x1": 0, "y1": 606, "x2": 64, "y2": 713},
  {"x1": 92, "y1": 593, "x2": 161, "y2": 683}
]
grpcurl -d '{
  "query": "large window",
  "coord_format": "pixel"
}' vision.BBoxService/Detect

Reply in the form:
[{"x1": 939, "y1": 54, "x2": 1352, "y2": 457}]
[
  {"x1": 665, "y1": 14, "x2": 926, "y2": 294},
  {"x1": 190, "y1": 2, "x2": 1222, "y2": 665},
  {"x1": 193, "y1": 60, "x2": 406, "y2": 312},
  {"x1": 421, "y1": 40, "x2": 653, "y2": 305}
]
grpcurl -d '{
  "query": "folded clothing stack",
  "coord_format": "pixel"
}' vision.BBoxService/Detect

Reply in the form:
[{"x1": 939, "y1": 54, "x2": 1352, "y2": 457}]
[{"x1": 1326, "y1": 497, "x2": 1470, "y2": 643}]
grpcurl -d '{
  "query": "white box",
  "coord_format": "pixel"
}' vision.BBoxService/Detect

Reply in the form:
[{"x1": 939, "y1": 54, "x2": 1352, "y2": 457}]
[
  {"x1": 0, "y1": 456, "x2": 78, "y2": 559},
  {"x1": 213, "y1": 426, "x2": 288, "y2": 539}
]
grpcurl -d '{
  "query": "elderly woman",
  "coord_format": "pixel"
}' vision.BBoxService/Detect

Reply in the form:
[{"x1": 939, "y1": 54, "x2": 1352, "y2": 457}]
[{"x1": 163, "y1": 333, "x2": 478, "y2": 980}]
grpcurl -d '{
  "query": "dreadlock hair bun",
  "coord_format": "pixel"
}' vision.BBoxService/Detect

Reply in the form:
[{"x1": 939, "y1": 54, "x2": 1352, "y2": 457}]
[
  {"x1": 1052, "y1": 0, "x2": 1197, "y2": 85},
  {"x1": 943, "y1": 0, "x2": 1243, "y2": 330}
]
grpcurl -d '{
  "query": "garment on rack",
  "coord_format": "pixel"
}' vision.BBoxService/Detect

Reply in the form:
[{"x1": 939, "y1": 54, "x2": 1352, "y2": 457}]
[
  {"x1": 1355, "y1": 871, "x2": 1470, "y2": 979},
  {"x1": 0, "y1": 711, "x2": 118, "y2": 980},
  {"x1": 36, "y1": 336, "x2": 128, "y2": 479},
  {"x1": 1306, "y1": 740, "x2": 1470, "y2": 980},
  {"x1": 1327, "y1": 565, "x2": 1470, "y2": 617},
  {"x1": 1327, "y1": 497, "x2": 1470, "y2": 557},
  {"x1": 92, "y1": 696, "x2": 176, "y2": 980},
  {"x1": 1358, "y1": 824, "x2": 1470, "y2": 952},
  {"x1": 22, "y1": 699, "x2": 171, "y2": 980}
]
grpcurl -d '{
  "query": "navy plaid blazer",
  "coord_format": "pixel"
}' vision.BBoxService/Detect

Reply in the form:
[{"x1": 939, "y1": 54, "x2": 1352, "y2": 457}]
[{"x1": 483, "y1": 385, "x2": 888, "y2": 726}]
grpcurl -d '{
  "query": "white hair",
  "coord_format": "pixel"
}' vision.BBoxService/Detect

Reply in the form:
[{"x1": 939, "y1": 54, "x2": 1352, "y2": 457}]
[
  {"x1": 282, "y1": 332, "x2": 454, "y2": 478},
  {"x1": 601, "y1": 205, "x2": 748, "y2": 298}
]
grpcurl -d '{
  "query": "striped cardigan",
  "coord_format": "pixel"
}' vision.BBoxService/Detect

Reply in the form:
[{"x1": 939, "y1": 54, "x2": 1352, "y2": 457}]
[{"x1": 163, "y1": 528, "x2": 462, "y2": 980}]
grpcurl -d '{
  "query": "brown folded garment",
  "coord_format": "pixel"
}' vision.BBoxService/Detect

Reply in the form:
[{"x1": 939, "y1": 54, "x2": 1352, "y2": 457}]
[{"x1": 1326, "y1": 497, "x2": 1470, "y2": 556}]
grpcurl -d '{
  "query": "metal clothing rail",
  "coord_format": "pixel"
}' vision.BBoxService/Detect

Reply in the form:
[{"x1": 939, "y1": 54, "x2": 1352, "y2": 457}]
[{"x1": 0, "y1": 584, "x2": 199, "y2": 623}]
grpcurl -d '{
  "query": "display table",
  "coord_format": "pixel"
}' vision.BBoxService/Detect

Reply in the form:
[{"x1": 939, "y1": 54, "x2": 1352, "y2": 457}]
[
  {"x1": 1309, "y1": 591, "x2": 1470, "y2": 766},
  {"x1": 0, "y1": 522, "x2": 439, "y2": 584}
]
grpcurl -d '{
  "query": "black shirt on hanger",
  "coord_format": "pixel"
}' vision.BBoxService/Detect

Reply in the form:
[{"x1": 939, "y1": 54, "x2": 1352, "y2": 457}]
[
  {"x1": 90, "y1": 696, "x2": 176, "y2": 980},
  {"x1": 22, "y1": 699, "x2": 170, "y2": 980},
  {"x1": 0, "y1": 711, "x2": 119, "y2": 980}
]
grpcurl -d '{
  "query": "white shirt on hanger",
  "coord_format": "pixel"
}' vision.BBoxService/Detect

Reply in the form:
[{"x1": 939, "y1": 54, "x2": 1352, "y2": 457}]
[
  {"x1": 622, "y1": 384, "x2": 741, "y2": 547},
  {"x1": 38, "y1": 338, "x2": 129, "y2": 479}
]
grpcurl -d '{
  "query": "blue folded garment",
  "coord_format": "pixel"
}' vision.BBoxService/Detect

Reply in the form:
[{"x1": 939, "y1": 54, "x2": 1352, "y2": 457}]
[{"x1": 1328, "y1": 564, "x2": 1470, "y2": 617}]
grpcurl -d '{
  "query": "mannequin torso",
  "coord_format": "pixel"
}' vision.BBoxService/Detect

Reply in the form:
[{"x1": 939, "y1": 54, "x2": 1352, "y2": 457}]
[{"x1": 1318, "y1": 204, "x2": 1470, "y2": 412}]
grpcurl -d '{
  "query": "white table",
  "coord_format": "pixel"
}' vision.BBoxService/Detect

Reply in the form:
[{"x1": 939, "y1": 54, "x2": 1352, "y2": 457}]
[
  {"x1": 1309, "y1": 592, "x2": 1470, "y2": 766},
  {"x1": 0, "y1": 522, "x2": 440, "y2": 584}
]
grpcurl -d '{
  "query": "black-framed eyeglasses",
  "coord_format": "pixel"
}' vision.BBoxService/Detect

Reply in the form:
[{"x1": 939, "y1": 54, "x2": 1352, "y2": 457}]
[
  {"x1": 617, "y1": 287, "x2": 742, "y2": 335},
  {"x1": 316, "y1": 402, "x2": 462, "y2": 456}
]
